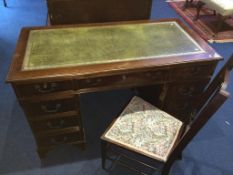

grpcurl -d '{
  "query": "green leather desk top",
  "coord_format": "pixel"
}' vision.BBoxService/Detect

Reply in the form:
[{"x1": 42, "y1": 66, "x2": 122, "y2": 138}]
[{"x1": 22, "y1": 22, "x2": 205, "y2": 70}]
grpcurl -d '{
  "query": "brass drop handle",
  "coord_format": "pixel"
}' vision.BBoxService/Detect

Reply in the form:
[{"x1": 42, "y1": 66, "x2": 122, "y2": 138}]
[
  {"x1": 51, "y1": 136, "x2": 67, "y2": 145},
  {"x1": 178, "y1": 86, "x2": 195, "y2": 96},
  {"x1": 177, "y1": 103, "x2": 189, "y2": 110},
  {"x1": 41, "y1": 103, "x2": 61, "y2": 113},
  {"x1": 190, "y1": 67, "x2": 201, "y2": 75},
  {"x1": 34, "y1": 83, "x2": 57, "y2": 93},
  {"x1": 46, "y1": 119, "x2": 64, "y2": 129}
]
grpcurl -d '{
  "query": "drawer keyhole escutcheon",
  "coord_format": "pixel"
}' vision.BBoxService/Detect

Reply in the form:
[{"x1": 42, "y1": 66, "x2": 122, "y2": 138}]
[
  {"x1": 122, "y1": 75, "x2": 127, "y2": 80},
  {"x1": 190, "y1": 67, "x2": 201, "y2": 75},
  {"x1": 34, "y1": 83, "x2": 57, "y2": 93},
  {"x1": 51, "y1": 136, "x2": 67, "y2": 144},
  {"x1": 46, "y1": 120, "x2": 65, "y2": 129}
]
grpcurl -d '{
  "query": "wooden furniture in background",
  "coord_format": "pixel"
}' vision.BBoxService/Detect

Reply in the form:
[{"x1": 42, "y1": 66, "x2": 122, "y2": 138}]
[
  {"x1": 195, "y1": 0, "x2": 233, "y2": 33},
  {"x1": 101, "y1": 54, "x2": 233, "y2": 175},
  {"x1": 6, "y1": 19, "x2": 222, "y2": 157},
  {"x1": 46, "y1": 0, "x2": 152, "y2": 25}
]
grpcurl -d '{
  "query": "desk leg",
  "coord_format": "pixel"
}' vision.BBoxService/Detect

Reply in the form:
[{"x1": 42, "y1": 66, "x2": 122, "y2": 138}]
[
  {"x1": 37, "y1": 148, "x2": 50, "y2": 158},
  {"x1": 74, "y1": 95, "x2": 86, "y2": 150}
]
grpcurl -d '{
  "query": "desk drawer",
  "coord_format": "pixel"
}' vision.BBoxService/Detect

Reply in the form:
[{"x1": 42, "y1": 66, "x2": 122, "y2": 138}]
[
  {"x1": 31, "y1": 115, "x2": 81, "y2": 132},
  {"x1": 168, "y1": 80, "x2": 209, "y2": 99},
  {"x1": 171, "y1": 63, "x2": 216, "y2": 79},
  {"x1": 77, "y1": 69, "x2": 168, "y2": 90},
  {"x1": 23, "y1": 98, "x2": 77, "y2": 116},
  {"x1": 14, "y1": 80, "x2": 73, "y2": 97},
  {"x1": 37, "y1": 131, "x2": 83, "y2": 147}
]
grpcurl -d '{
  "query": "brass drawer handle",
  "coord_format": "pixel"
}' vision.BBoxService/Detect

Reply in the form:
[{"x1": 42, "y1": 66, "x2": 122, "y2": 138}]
[
  {"x1": 41, "y1": 103, "x2": 61, "y2": 113},
  {"x1": 46, "y1": 120, "x2": 64, "y2": 129},
  {"x1": 34, "y1": 83, "x2": 57, "y2": 93},
  {"x1": 176, "y1": 103, "x2": 189, "y2": 110},
  {"x1": 190, "y1": 67, "x2": 201, "y2": 75},
  {"x1": 51, "y1": 136, "x2": 67, "y2": 145},
  {"x1": 86, "y1": 78, "x2": 102, "y2": 85},
  {"x1": 178, "y1": 86, "x2": 195, "y2": 96}
]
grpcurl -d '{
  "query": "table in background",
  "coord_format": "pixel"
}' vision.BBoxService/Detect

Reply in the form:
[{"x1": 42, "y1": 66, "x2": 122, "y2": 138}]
[{"x1": 6, "y1": 19, "x2": 222, "y2": 157}]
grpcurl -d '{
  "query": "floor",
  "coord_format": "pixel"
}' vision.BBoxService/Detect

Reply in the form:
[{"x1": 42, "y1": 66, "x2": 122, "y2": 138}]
[{"x1": 0, "y1": 0, "x2": 233, "y2": 175}]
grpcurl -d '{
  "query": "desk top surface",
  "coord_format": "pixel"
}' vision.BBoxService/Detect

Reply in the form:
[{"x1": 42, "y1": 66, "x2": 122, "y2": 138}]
[
  {"x1": 23, "y1": 21, "x2": 204, "y2": 70},
  {"x1": 7, "y1": 19, "x2": 222, "y2": 82}
]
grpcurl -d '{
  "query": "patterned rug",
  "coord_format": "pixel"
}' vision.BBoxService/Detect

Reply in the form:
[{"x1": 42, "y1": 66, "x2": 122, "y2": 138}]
[{"x1": 168, "y1": 0, "x2": 233, "y2": 43}]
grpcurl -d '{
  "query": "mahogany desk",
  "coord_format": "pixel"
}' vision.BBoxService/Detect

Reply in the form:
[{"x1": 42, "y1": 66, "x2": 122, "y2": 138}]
[{"x1": 6, "y1": 19, "x2": 222, "y2": 157}]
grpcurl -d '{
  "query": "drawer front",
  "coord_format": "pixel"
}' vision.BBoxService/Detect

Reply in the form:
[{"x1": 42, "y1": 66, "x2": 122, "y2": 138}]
[
  {"x1": 23, "y1": 98, "x2": 77, "y2": 116},
  {"x1": 162, "y1": 80, "x2": 210, "y2": 121},
  {"x1": 165, "y1": 99, "x2": 192, "y2": 121},
  {"x1": 77, "y1": 69, "x2": 169, "y2": 90},
  {"x1": 31, "y1": 115, "x2": 80, "y2": 132},
  {"x1": 37, "y1": 131, "x2": 83, "y2": 147},
  {"x1": 14, "y1": 80, "x2": 73, "y2": 97},
  {"x1": 168, "y1": 80, "x2": 209, "y2": 99},
  {"x1": 171, "y1": 64, "x2": 216, "y2": 80}
]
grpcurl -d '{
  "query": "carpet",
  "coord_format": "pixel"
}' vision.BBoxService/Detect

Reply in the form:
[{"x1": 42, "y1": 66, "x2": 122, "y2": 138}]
[{"x1": 168, "y1": 0, "x2": 233, "y2": 43}]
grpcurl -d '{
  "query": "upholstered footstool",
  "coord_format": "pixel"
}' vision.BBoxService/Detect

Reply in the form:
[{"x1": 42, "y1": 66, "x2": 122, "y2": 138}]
[
  {"x1": 196, "y1": 0, "x2": 233, "y2": 32},
  {"x1": 101, "y1": 96, "x2": 183, "y2": 162}
]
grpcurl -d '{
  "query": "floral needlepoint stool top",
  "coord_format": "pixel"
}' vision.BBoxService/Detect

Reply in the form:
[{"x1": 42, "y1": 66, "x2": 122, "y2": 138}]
[{"x1": 104, "y1": 96, "x2": 183, "y2": 162}]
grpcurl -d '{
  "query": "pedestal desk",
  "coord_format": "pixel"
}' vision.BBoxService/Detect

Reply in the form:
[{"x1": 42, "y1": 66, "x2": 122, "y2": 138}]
[{"x1": 6, "y1": 19, "x2": 222, "y2": 157}]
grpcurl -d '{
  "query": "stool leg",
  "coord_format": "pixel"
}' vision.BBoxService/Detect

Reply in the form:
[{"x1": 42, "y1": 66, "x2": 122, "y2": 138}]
[
  {"x1": 101, "y1": 140, "x2": 107, "y2": 169},
  {"x1": 177, "y1": 152, "x2": 182, "y2": 160},
  {"x1": 3, "y1": 0, "x2": 7, "y2": 7},
  {"x1": 161, "y1": 160, "x2": 174, "y2": 175},
  {"x1": 162, "y1": 155, "x2": 181, "y2": 175}
]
